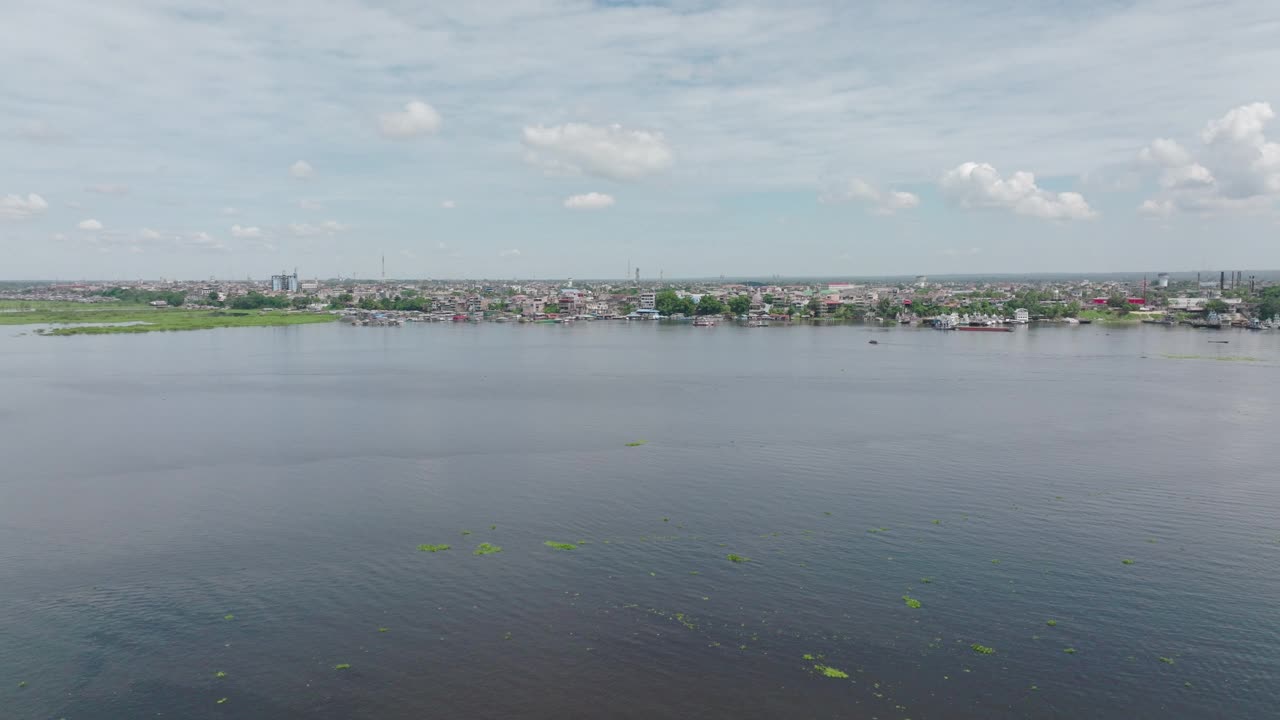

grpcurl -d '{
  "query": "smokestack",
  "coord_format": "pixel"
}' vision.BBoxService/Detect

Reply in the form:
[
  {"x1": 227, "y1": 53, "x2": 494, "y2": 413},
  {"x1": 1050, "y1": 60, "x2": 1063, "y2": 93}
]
[{"x1": 1220, "y1": 271, "x2": 1225, "y2": 290}]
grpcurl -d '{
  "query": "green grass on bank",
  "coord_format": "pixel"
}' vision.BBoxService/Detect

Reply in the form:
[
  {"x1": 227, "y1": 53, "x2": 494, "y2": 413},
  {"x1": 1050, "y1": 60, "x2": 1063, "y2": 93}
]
[
  {"x1": 1077, "y1": 309, "x2": 1149, "y2": 324},
  {"x1": 0, "y1": 302, "x2": 337, "y2": 335}
]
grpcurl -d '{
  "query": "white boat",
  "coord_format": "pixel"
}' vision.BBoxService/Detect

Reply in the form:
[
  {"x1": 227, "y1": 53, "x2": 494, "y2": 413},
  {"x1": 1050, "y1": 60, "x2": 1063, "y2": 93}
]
[{"x1": 693, "y1": 317, "x2": 717, "y2": 327}]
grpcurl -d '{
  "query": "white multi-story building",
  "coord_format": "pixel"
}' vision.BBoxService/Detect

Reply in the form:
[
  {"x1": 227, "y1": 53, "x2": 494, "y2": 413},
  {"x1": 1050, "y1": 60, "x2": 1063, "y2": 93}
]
[{"x1": 638, "y1": 292, "x2": 657, "y2": 310}]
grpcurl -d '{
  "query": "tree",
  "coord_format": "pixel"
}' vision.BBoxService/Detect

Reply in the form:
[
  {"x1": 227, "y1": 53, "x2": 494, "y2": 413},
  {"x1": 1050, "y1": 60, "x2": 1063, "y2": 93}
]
[
  {"x1": 1258, "y1": 287, "x2": 1280, "y2": 320},
  {"x1": 230, "y1": 291, "x2": 289, "y2": 310},
  {"x1": 206, "y1": 290, "x2": 222, "y2": 306},
  {"x1": 543, "y1": 302, "x2": 561, "y2": 314},
  {"x1": 1106, "y1": 294, "x2": 1129, "y2": 310},
  {"x1": 695, "y1": 295, "x2": 726, "y2": 316},
  {"x1": 619, "y1": 302, "x2": 635, "y2": 316},
  {"x1": 874, "y1": 296, "x2": 896, "y2": 319},
  {"x1": 727, "y1": 295, "x2": 751, "y2": 315},
  {"x1": 290, "y1": 295, "x2": 311, "y2": 310},
  {"x1": 1204, "y1": 298, "x2": 1229, "y2": 313},
  {"x1": 807, "y1": 297, "x2": 822, "y2": 316},
  {"x1": 655, "y1": 290, "x2": 694, "y2": 316},
  {"x1": 762, "y1": 293, "x2": 775, "y2": 305}
]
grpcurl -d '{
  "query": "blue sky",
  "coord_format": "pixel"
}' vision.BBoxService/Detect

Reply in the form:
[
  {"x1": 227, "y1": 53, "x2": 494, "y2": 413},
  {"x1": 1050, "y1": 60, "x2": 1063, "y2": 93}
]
[{"x1": 3, "y1": 0, "x2": 1280, "y2": 280}]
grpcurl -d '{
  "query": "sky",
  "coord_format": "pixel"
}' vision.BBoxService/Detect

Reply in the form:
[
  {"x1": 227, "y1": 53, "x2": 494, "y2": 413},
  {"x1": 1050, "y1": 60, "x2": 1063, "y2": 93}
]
[{"x1": 3, "y1": 0, "x2": 1280, "y2": 281}]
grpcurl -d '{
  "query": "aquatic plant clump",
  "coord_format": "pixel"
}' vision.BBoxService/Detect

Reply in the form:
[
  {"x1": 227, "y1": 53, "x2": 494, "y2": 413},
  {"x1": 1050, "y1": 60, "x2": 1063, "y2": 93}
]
[
  {"x1": 544, "y1": 541, "x2": 577, "y2": 551},
  {"x1": 1159, "y1": 656, "x2": 1175, "y2": 665},
  {"x1": 625, "y1": 440, "x2": 647, "y2": 447},
  {"x1": 903, "y1": 595, "x2": 922, "y2": 609},
  {"x1": 1122, "y1": 558, "x2": 1135, "y2": 565},
  {"x1": 1046, "y1": 620, "x2": 1057, "y2": 627},
  {"x1": 474, "y1": 543, "x2": 503, "y2": 556},
  {"x1": 1063, "y1": 648, "x2": 1077, "y2": 654},
  {"x1": 417, "y1": 544, "x2": 451, "y2": 552},
  {"x1": 223, "y1": 614, "x2": 235, "y2": 621},
  {"x1": 814, "y1": 665, "x2": 849, "y2": 678},
  {"x1": 214, "y1": 671, "x2": 227, "y2": 679},
  {"x1": 971, "y1": 644, "x2": 995, "y2": 655},
  {"x1": 726, "y1": 553, "x2": 750, "y2": 563},
  {"x1": 334, "y1": 663, "x2": 351, "y2": 670}
]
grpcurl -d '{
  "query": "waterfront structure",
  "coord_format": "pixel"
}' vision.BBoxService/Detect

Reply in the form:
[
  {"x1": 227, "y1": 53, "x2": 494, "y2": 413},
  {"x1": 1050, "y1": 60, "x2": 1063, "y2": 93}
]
[{"x1": 638, "y1": 292, "x2": 656, "y2": 310}]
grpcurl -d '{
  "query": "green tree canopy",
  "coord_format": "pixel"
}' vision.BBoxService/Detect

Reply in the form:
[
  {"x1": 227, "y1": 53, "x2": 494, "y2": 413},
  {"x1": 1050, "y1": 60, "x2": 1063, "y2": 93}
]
[
  {"x1": 727, "y1": 295, "x2": 752, "y2": 315},
  {"x1": 695, "y1": 295, "x2": 726, "y2": 316},
  {"x1": 656, "y1": 290, "x2": 695, "y2": 316}
]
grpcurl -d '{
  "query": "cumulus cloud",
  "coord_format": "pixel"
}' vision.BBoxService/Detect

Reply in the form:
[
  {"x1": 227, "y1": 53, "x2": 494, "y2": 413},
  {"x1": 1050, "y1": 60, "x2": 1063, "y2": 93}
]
[
  {"x1": 821, "y1": 178, "x2": 920, "y2": 214},
  {"x1": 231, "y1": 224, "x2": 264, "y2": 238},
  {"x1": 499, "y1": 248, "x2": 521, "y2": 257},
  {"x1": 563, "y1": 192, "x2": 616, "y2": 209},
  {"x1": 139, "y1": 227, "x2": 162, "y2": 240},
  {"x1": 378, "y1": 101, "x2": 442, "y2": 139},
  {"x1": 0, "y1": 193, "x2": 49, "y2": 220},
  {"x1": 523, "y1": 123, "x2": 673, "y2": 181},
  {"x1": 940, "y1": 162, "x2": 1096, "y2": 220},
  {"x1": 290, "y1": 160, "x2": 314, "y2": 179},
  {"x1": 1138, "y1": 102, "x2": 1280, "y2": 214},
  {"x1": 440, "y1": 199, "x2": 456, "y2": 209},
  {"x1": 87, "y1": 183, "x2": 129, "y2": 195},
  {"x1": 288, "y1": 220, "x2": 347, "y2": 237},
  {"x1": 184, "y1": 231, "x2": 227, "y2": 251},
  {"x1": 77, "y1": 218, "x2": 104, "y2": 231}
]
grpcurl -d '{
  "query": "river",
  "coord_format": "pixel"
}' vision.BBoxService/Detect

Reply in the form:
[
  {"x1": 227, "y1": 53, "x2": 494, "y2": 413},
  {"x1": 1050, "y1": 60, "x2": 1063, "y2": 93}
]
[{"x1": 1, "y1": 321, "x2": 1277, "y2": 719}]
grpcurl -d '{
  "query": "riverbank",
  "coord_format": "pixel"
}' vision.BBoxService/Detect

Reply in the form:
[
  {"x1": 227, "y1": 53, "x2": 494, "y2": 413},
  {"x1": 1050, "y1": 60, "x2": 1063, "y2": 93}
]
[{"x1": 0, "y1": 302, "x2": 338, "y2": 335}]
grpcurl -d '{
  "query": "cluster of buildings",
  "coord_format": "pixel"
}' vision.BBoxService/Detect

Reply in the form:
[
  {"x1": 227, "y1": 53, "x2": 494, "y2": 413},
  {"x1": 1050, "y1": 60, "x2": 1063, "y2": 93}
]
[{"x1": 3, "y1": 270, "x2": 1274, "y2": 323}]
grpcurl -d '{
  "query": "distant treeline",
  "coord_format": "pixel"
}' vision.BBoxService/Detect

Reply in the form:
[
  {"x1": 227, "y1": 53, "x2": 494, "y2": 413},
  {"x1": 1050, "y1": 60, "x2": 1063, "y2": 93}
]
[{"x1": 99, "y1": 287, "x2": 186, "y2": 306}]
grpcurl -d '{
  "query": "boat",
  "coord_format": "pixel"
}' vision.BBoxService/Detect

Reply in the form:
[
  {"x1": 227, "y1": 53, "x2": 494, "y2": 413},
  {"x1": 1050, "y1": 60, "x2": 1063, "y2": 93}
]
[
  {"x1": 747, "y1": 319, "x2": 769, "y2": 327},
  {"x1": 451, "y1": 314, "x2": 468, "y2": 322},
  {"x1": 693, "y1": 316, "x2": 717, "y2": 327},
  {"x1": 933, "y1": 314, "x2": 958, "y2": 330},
  {"x1": 956, "y1": 325, "x2": 1013, "y2": 332}
]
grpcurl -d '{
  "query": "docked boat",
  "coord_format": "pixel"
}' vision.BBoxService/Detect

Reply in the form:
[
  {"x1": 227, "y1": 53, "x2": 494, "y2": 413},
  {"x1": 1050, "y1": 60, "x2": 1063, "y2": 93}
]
[
  {"x1": 693, "y1": 316, "x2": 717, "y2": 327},
  {"x1": 957, "y1": 325, "x2": 1013, "y2": 332},
  {"x1": 933, "y1": 314, "x2": 958, "y2": 330}
]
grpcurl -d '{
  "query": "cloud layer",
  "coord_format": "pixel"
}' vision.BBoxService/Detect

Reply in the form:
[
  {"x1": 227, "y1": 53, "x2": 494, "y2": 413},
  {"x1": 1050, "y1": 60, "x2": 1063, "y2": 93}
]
[
  {"x1": 0, "y1": 193, "x2": 48, "y2": 220},
  {"x1": 941, "y1": 163, "x2": 1096, "y2": 220},
  {"x1": 523, "y1": 123, "x2": 673, "y2": 181},
  {"x1": 821, "y1": 179, "x2": 920, "y2": 214},
  {"x1": 378, "y1": 101, "x2": 442, "y2": 140},
  {"x1": 563, "y1": 192, "x2": 616, "y2": 210}
]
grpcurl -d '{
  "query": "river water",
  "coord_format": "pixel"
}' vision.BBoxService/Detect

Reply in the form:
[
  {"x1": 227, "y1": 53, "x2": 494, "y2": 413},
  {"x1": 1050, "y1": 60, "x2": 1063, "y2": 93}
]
[{"x1": 1, "y1": 321, "x2": 1277, "y2": 719}]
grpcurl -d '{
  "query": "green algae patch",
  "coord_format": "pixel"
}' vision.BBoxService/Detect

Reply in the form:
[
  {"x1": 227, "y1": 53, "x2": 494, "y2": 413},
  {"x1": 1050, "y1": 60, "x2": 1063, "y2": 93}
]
[
  {"x1": 903, "y1": 595, "x2": 922, "y2": 609},
  {"x1": 1063, "y1": 648, "x2": 1077, "y2": 654},
  {"x1": 334, "y1": 663, "x2": 351, "y2": 670},
  {"x1": 625, "y1": 440, "x2": 647, "y2": 447},
  {"x1": 814, "y1": 665, "x2": 849, "y2": 679},
  {"x1": 1046, "y1": 620, "x2": 1057, "y2": 627},
  {"x1": 417, "y1": 544, "x2": 451, "y2": 552},
  {"x1": 726, "y1": 553, "x2": 750, "y2": 563},
  {"x1": 378, "y1": 627, "x2": 389, "y2": 633},
  {"x1": 971, "y1": 644, "x2": 995, "y2": 655},
  {"x1": 1122, "y1": 558, "x2": 1135, "y2": 565},
  {"x1": 802, "y1": 653, "x2": 816, "y2": 661},
  {"x1": 223, "y1": 614, "x2": 235, "y2": 621},
  {"x1": 544, "y1": 541, "x2": 578, "y2": 551},
  {"x1": 214, "y1": 671, "x2": 227, "y2": 679},
  {"x1": 1159, "y1": 656, "x2": 1175, "y2": 665},
  {"x1": 473, "y1": 543, "x2": 503, "y2": 556},
  {"x1": 217, "y1": 697, "x2": 228, "y2": 704},
  {"x1": 18, "y1": 680, "x2": 27, "y2": 688}
]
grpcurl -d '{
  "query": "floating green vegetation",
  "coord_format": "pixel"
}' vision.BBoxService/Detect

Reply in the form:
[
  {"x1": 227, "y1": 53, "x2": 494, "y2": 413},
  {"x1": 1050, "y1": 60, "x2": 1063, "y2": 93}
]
[
  {"x1": 866, "y1": 527, "x2": 890, "y2": 533},
  {"x1": 489, "y1": 524, "x2": 497, "y2": 530},
  {"x1": 378, "y1": 627, "x2": 389, "y2": 633},
  {"x1": 814, "y1": 665, "x2": 849, "y2": 679},
  {"x1": 334, "y1": 663, "x2": 351, "y2": 670},
  {"x1": 214, "y1": 671, "x2": 227, "y2": 679},
  {"x1": 18, "y1": 680, "x2": 27, "y2": 688},
  {"x1": 1, "y1": 302, "x2": 340, "y2": 335},
  {"x1": 920, "y1": 577, "x2": 933, "y2": 584},
  {"x1": 417, "y1": 544, "x2": 451, "y2": 552},
  {"x1": 674, "y1": 612, "x2": 697, "y2": 630},
  {"x1": 544, "y1": 540, "x2": 577, "y2": 551},
  {"x1": 823, "y1": 511, "x2": 832, "y2": 516},
  {"x1": 726, "y1": 553, "x2": 750, "y2": 563},
  {"x1": 625, "y1": 440, "x2": 647, "y2": 447},
  {"x1": 649, "y1": 571, "x2": 657, "y2": 576},
  {"x1": 1046, "y1": 620, "x2": 1057, "y2": 627},
  {"x1": 991, "y1": 559, "x2": 1001, "y2": 564},
  {"x1": 503, "y1": 631, "x2": 512, "y2": 641},
  {"x1": 223, "y1": 614, "x2": 235, "y2": 621},
  {"x1": 1159, "y1": 656, "x2": 1175, "y2": 665},
  {"x1": 903, "y1": 595, "x2": 922, "y2": 609},
  {"x1": 1063, "y1": 648, "x2": 1077, "y2": 654},
  {"x1": 932, "y1": 519, "x2": 941, "y2": 525},
  {"x1": 662, "y1": 517, "x2": 669, "y2": 522},
  {"x1": 460, "y1": 530, "x2": 472, "y2": 536},
  {"x1": 970, "y1": 644, "x2": 995, "y2": 655},
  {"x1": 217, "y1": 697, "x2": 228, "y2": 705},
  {"x1": 1122, "y1": 558, "x2": 1135, "y2": 565},
  {"x1": 473, "y1": 543, "x2": 502, "y2": 556},
  {"x1": 802, "y1": 653, "x2": 816, "y2": 661}
]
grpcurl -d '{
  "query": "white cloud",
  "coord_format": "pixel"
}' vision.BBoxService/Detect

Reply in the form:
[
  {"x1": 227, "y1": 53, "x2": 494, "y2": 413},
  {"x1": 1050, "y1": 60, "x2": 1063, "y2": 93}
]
[
  {"x1": 290, "y1": 160, "x2": 314, "y2": 179},
  {"x1": 77, "y1": 218, "x2": 104, "y2": 231},
  {"x1": 821, "y1": 178, "x2": 920, "y2": 214},
  {"x1": 51, "y1": 233, "x2": 67, "y2": 242},
  {"x1": 1137, "y1": 102, "x2": 1280, "y2": 214},
  {"x1": 86, "y1": 183, "x2": 129, "y2": 195},
  {"x1": 221, "y1": 207, "x2": 239, "y2": 216},
  {"x1": 499, "y1": 248, "x2": 521, "y2": 257},
  {"x1": 183, "y1": 231, "x2": 227, "y2": 251},
  {"x1": 298, "y1": 199, "x2": 323, "y2": 210},
  {"x1": 288, "y1": 220, "x2": 348, "y2": 237},
  {"x1": 940, "y1": 162, "x2": 1096, "y2": 220},
  {"x1": 231, "y1": 224, "x2": 264, "y2": 238},
  {"x1": 0, "y1": 193, "x2": 49, "y2": 220},
  {"x1": 377, "y1": 101, "x2": 442, "y2": 139},
  {"x1": 523, "y1": 123, "x2": 673, "y2": 181},
  {"x1": 16, "y1": 121, "x2": 69, "y2": 144},
  {"x1": 440, "y1": 199, "x2": 456, "y2": 209},
  {"x1": 139, "y1": 227, "x2": 162, "y2": 240},
  {"x1": 563, "y1": 192, "x2": 616, "y2": 209}
]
